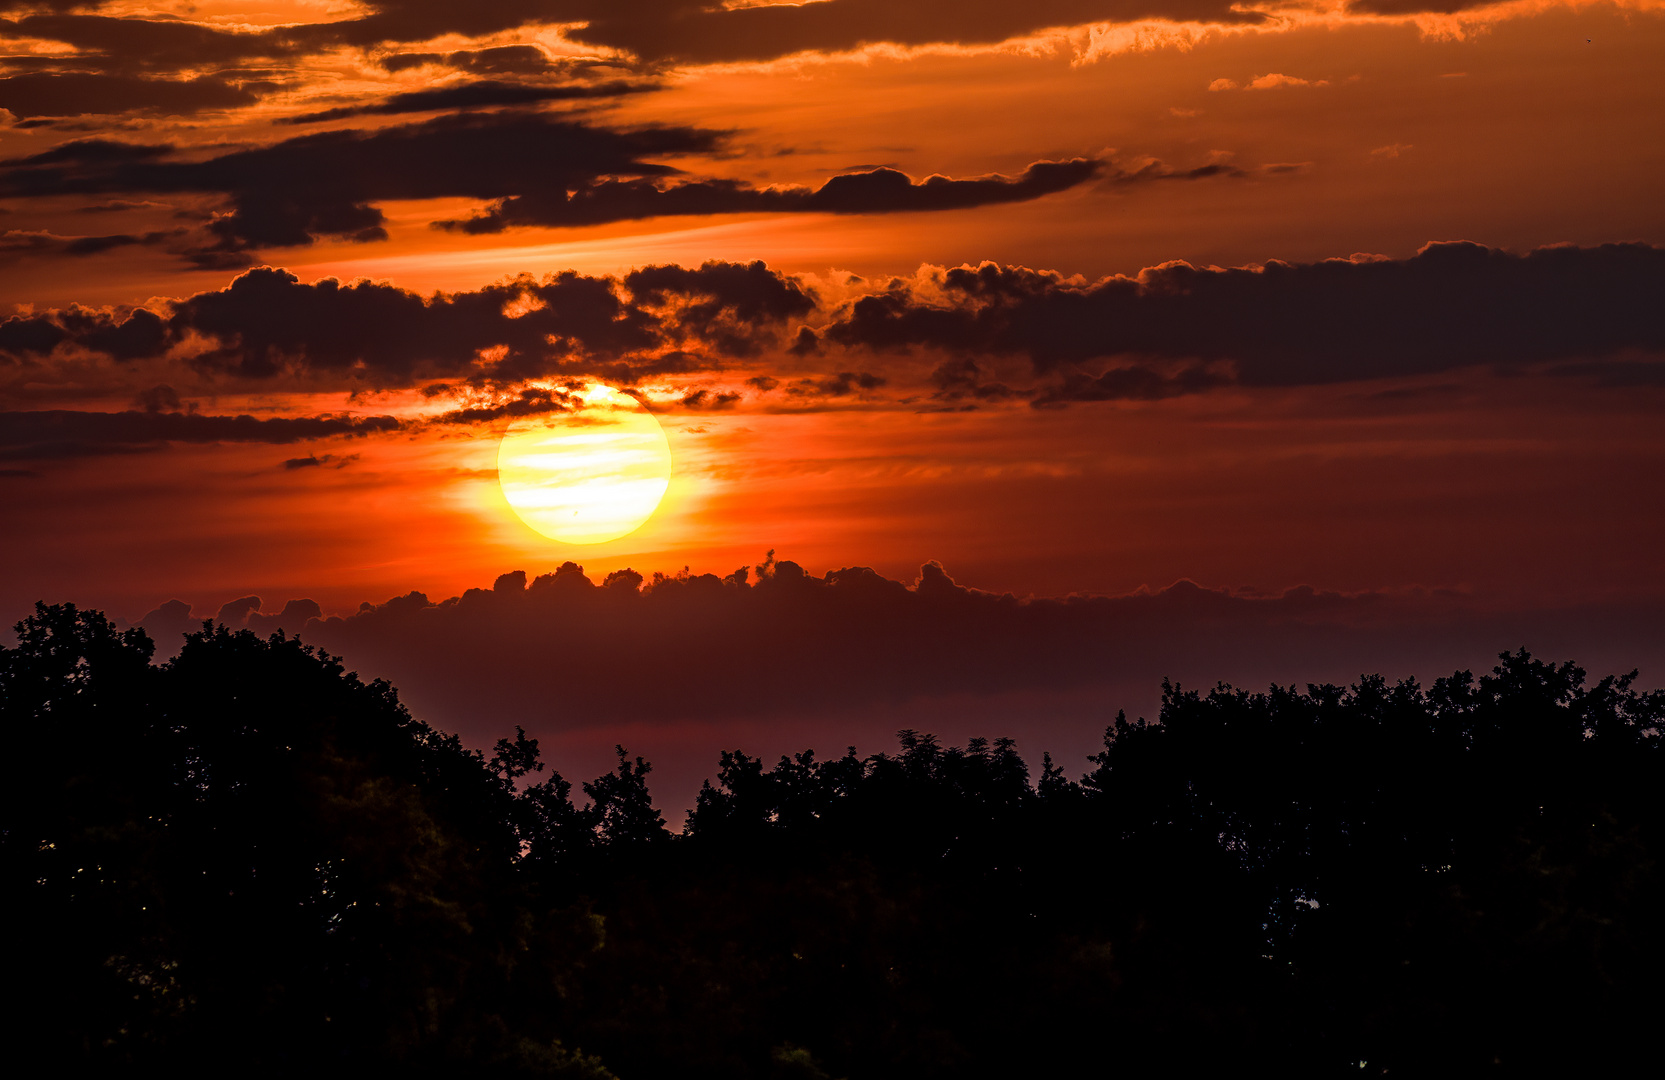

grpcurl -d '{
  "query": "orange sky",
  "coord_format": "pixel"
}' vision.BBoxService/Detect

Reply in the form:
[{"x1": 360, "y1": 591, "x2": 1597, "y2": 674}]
[{"x1": 3, "y1": 1, "x2": 1664, "y2": 760}]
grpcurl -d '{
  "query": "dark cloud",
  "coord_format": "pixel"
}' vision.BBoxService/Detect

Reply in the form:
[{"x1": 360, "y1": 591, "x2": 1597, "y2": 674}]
[
  {"x1": 133, "y1": 384, "x2": 181, "y2": 412},
  {"x1": 3, "y1": 139, "x2": 173, "y2": 167},
  {"x1": 133, "y1": 597, "x2": 197, "y2": 644},
  {"x1": 430, "y1": 385, "x2": 586, "y2": 424},
  {"x1": 0, "y1": 1, "x2": 90, "y2": 12},
  {"x1": 447, "y1": 45, "x2": 567, "y2": 74},
  {"x1": 1108, "y1": 159, "x2": 1249, "y2": 184},
  {"x1": 165, "y1": 266, "x2": 654, "y2": 379},
  {"x1": 1030, "y1": 363, "x2": 1227, "y2": 404},
  {"x1": 0, "y1": 312, "x2": 67, "y2": 355},
  {"x1": 9, "y1": 244, "x2": 1660, "y2": 404},
  {"x1": 287, "y1": 1, "x2": 565, "y2": 49},
  {"x1": 74, "y1": 199, "x2": 176, "y2": 213},
  {"x1": 0, "y1": 409, "x2": 400, "y2": 460},
  {"x1": 0, "y1": 111, "x2": 718, "y2": 256},
  {"x1": 1346, "y1": 0, "x2": 1491, "y2": 13},
  {"x1": 0, "y1": 303, "x2": 167, "y2": 360},
  {"x1": 623, "y1": 260, "x2": 816, "y2": 356},
  {"x1": 1542, "y1": 358, "x2": 1665, "y2": 387},
  {"x1": 0, "y1": 226, "x2": 180, "y2": 259},
  {"x1": 378, "y1": 45, "x2": 593, "y2": 76},
  {"x1": 294, "y1": 451, "x2": 357, "y2": 469},
  {"x1": 826, "y1": 242, "x2": 1665, "y2": 392},
  {"x1": 0, "y1": 80, "x2": 1088, "y2": 259},
  {"x1": 278, "y1": 79, "x2": 656, "y2": 125},
  {"x1": 378, "y1": 52, "x2": 447, "y2": 73},
  {"x1": 677, "y1": 387, "x2": 741, "y2": 410},
  {"x1": 559, "y1": 0, "x2": 1267, "y2": 65},
  {"x1": 169, "y1": 559, "x2": 1665, "y2": 767},
  {"x1": 786, "y1": 371, "x2": 888, "y2": 398},
  {"x1": 0, "y1": 259, "x2": 813, "y2": 387},
  {"x1": 0, "y1": 72, "x2": 260, "y2": 118},
  {"x1": 0, "y1": 0, "x2": 1553, "y2": 90},
  {"x1": 442, "y1": 159, "x2": 1102, "y2": 233},
  {"x1": 928, "y1": 357, "x2": 1017, "y2": 402},
  {"x1": 165, "y1": 559, "x2": 1385, "y2": 724},
  {"x1": 2, "y1": 15, "x2": 297, "y2": 74}
]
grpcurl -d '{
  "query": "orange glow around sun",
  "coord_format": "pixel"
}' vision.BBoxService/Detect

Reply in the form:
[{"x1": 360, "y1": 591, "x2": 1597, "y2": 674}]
[{"x1": 496, "y1": 385, "x2": 674, "y2": 545}]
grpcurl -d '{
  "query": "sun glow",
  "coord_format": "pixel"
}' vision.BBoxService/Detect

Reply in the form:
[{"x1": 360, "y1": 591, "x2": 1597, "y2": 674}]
[{"x1": 496, "y1": 385, "x2": 673, "y2": 545}]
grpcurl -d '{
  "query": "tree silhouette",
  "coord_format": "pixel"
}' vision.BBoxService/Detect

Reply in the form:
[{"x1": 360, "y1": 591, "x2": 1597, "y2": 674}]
[{"x1": 5, "y1": 604, "x2": 1662, "y2": 1077}]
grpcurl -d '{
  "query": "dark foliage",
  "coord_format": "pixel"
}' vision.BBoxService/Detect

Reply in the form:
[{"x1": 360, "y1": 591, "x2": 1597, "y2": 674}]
[
  {"x1": 4, "y1": 603, "x2": 1661, "y2": 1076},
  {"x1": 0, "y1": 604, "x2": 609, "y2": 1076}
]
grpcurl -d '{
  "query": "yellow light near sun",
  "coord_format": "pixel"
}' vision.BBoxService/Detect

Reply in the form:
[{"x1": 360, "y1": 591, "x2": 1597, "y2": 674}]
[{"x1": 497, "y1": 385, "x2": 672, "y2": 544}]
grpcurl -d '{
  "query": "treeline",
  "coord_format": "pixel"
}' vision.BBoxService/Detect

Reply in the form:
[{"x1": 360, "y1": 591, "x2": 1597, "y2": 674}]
[{"x1": 3, "y1": 603, "x2": 1662, "y2": 1076}]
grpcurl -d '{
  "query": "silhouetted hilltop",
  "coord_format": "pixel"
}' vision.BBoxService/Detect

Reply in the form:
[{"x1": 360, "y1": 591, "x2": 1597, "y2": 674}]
[{"x1": 4, "y1": 602, "x2": 1662, "y2": 1076}]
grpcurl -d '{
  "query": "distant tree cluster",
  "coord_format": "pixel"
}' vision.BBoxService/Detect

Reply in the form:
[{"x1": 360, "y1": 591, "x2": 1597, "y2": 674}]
[{"x1": 3, "y1": 603, "x2": 1662, "y2": 1076}]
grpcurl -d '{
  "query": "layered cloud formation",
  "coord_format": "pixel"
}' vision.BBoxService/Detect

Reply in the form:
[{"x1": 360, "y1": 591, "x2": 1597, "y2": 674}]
[
  {"x1": 0, "y1": 0, "x2": 1564, "y2": 102},
  {"x1": 130, "y1": 556, "x2": 1665, "y2": 809},
  {"x1": 0, "y1": 120, "x2": 1099, "y2": 265},
  {"x1": 4, "y1": 239, "x2": 1660, "y2": 411}
]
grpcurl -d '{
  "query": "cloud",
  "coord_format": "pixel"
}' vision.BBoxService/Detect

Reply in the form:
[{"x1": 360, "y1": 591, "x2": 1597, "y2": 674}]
[
  {"x1": 1209, "y1": 73, "x2": 1327, "y2": 92},
  {"x1": 1030, "y1": 363, "x2": 1227, "y2": 404},
  {"x1": 676, "y1": 387, "x2": 741, "y2": 410},
  {"x1": 0, "y1": 259, "x2": 815, "y2": 388},
  {"x1": 8, "y1": 243, "x2": 1662, "y2": 406},
  {"x1": 0, "y1": 72, "x2": 261, "y2": 118},
  {"x1": 429, "y1": 385, "x2": 588, "y2": 424},
  {"x1": 282, "y1": 452, "x2": 357, "y2": 469},
  {"x1": 1345, "y1": 0, "x2": 1495, "y2": 14},
  {"x1": 437, "y1": 159, "x2": 1103, "y2": 233},
  {"x1": 0, "y1": 303, "x2": 168, "y2": 359},
  {"x1": 1246, "y1": 73, "x2": 1327, "y2": 89},
  {"x1": 785, "y1": 370, "x2": 888, "y2": 398},
  {"x1": 160, "y1": 558, "x2": 1665, "y2": 771},
  {"x1": 0, "y1": 112, "x2": 1091, "y2": 258},
  {"x1": 0, "y1": 111, "x2": 722, "y2": 256},
  {"x1": 0, "y1": 226, "x2": 180, "y2": 260},
  {"x1": 557, "y1": 0, "x2": 1268, "y2": 65},
  {"x1": 277, "y1": 79, "x2": 657, "y2": 125},
  {"x1": 0, "y1": 0, "x2": 1611, "y2": 90},
  {"x1": 0, "y1": 409, "x2": 401, "y2": 460},
  {"x1": 2, "y1": 14, "x2": 298, "y2": 74},
  {"x1": 927, "y1": 357, "x2": 1016, "y2": 403},
  {"x1": 174, "y1": 559, "x2": 1385, "y2": 723},
  {"x1": 822, "y1": 242, "x2": 1665, "y2": 393},
  {"x1": 379, "y1": 45, "x2": 567, "y2": 75},
  {"x1": 1109, "y1": 159, "x2": 1245, "y2": 183}
]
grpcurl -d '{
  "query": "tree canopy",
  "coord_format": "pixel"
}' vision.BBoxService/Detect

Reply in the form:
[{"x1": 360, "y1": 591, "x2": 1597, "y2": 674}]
[{"x1": 3, "y1": 602, "x2": 1661, "y2": 1076}]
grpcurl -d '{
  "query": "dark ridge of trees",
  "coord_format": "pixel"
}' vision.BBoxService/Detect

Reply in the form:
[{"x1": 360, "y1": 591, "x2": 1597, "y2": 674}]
[{"x1": 3, "y1": 603, "x2": 1662, "y2": 1076}]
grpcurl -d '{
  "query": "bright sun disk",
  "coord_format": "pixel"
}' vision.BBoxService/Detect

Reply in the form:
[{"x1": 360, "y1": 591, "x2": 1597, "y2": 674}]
[{"x1": 496, "y1": 384, "x2": 672, "y2": 544}]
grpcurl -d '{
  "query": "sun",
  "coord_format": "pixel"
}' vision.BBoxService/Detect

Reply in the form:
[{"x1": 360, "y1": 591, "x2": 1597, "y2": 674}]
[{"x1": 496, "y1": 385, "x2": 672, "y2": 545}]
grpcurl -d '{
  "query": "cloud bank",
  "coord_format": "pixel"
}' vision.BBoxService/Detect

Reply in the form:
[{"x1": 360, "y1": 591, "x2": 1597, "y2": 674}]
[
  {"x1": 6, "y1": 243, "x2": 1659, "y2": 426},
  {"x1": 134, "y1": 558, "x2": 1665, "y2": 788}
]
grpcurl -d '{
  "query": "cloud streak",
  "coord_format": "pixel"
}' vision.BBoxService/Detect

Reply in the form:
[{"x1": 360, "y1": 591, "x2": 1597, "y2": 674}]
[
  {"x1": 0, "y1": 115, "x2": 1097, "y2": 260},
  {"x1": 0, "y1": 409, "x2": 399, "y2": 460},
  {"x1": 276, "y1": 79, "x2": 658, "y2": 125},
  {"x1": 440, "y1": 159, "x2": 1103, "y2": 233}
]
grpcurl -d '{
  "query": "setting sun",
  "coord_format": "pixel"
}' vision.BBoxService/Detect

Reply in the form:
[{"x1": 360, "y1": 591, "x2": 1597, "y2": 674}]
[{"x1": 496, "y1": 385, "x2": 672, "y2": 545}]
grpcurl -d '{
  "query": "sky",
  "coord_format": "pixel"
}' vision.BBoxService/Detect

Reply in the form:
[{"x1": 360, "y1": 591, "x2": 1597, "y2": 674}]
[{"x1": 3, "y1": 0, "x2": 1662, "y2": 805}]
